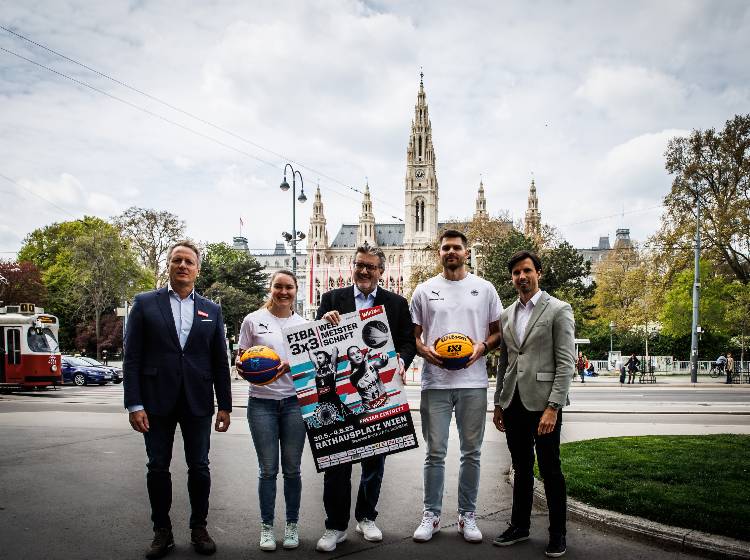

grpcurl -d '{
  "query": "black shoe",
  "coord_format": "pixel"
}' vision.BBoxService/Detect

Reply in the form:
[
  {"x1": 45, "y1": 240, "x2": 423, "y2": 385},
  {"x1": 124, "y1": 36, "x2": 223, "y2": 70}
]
[
  {"x1": 545, "y1": 534, "x2": 567, "y2": 557},
  {"x1": 145, "y1": 528, "x2": 174, "y2": 559},
  {"x1": 492, "y1": 525, "x2": 530, "y2": 547},
  {"x1": 191, "y1": 527, "x2": 217, "y2": 556}
]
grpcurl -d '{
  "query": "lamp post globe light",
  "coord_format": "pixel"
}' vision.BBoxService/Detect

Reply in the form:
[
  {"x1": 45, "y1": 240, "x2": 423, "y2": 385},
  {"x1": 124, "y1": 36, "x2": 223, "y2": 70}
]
[{"x1": 279, "y1": 163, "x2": 307, "y2": 279}]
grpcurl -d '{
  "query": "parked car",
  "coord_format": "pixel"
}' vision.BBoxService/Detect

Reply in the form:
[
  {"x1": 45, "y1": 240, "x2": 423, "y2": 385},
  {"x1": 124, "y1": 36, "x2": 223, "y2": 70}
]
[
  {"x1": 60, "y1": 356, "x2": 113, "y2": 386},
  {"x1": 79, "y1": 357, "x2": 123, "y2": 384}
]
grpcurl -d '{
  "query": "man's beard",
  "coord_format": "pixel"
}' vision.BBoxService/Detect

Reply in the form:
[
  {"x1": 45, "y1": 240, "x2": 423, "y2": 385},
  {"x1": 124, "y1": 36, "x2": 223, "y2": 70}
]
[{"x1": 442, "y1": 257, "x2": 464, "y2": 270}]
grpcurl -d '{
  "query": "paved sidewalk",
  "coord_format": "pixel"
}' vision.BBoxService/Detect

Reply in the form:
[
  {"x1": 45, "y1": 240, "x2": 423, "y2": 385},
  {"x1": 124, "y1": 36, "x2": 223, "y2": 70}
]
[{"x1": 0, "y1": 400, "x2": 715, "y2": 560}]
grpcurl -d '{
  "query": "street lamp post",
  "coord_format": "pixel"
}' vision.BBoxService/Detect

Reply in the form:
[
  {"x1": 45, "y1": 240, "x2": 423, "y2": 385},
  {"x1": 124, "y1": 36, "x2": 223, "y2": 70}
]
[
  {"x1": 609, "y1": 321, "x2": 615, "y2": 353},
  {"x1": 279, "y1": 164, "x2": 307, "y2": 277}
]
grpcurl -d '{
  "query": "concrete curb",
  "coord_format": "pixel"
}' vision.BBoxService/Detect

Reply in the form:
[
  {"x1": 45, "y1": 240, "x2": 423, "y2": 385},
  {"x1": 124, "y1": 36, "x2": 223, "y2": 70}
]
[{"x1": 509, "y1": 469, "x2": 750, "y2": 559}]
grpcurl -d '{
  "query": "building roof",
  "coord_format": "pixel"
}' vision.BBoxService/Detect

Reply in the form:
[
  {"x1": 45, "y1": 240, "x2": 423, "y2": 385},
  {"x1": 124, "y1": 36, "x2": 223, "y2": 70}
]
[{"x1": 330, "y1": 223, "x2": 405, "y2": 248}]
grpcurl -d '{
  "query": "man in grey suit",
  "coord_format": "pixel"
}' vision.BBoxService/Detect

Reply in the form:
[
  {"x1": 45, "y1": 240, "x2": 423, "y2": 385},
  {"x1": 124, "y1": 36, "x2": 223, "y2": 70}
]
[{"x1": 492, "y1": 251, "x2": 574, "y2": 558}]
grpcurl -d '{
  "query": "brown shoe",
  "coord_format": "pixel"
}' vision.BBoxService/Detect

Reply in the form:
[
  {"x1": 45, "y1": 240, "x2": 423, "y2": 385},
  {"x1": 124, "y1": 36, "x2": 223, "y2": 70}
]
[
  {"x1": 145, "y1": 528, "x2": 174, "y2": 559},
  {"x1": 191, "y1": 527, "x2": 217, "y2": 555}
]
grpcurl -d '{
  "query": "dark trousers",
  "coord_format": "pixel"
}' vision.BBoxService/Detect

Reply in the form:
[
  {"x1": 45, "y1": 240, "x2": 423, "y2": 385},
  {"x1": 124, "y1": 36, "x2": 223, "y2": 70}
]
[
  {"x1": 503, "y1": 391, "x2": 566, "y2": 537},
  {"x1": 143, "y1": 398, "x2": 213, "y2": 531},
  {"x1": 323, "y1": 454, "x2": 386, "y2": 530}
]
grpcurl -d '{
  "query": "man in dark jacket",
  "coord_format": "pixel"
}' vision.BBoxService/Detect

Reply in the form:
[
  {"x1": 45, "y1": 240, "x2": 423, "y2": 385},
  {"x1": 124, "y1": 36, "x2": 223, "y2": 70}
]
[
  {"x1": 124, "y1": 241, "x2": 232, "y2": 559},
  {"x1": 313, "y1": 244, "x2": 416, "y2": 552}
]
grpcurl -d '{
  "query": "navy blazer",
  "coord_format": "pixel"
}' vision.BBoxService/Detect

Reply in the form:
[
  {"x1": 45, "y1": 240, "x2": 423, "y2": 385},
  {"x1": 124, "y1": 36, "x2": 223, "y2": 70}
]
[
  {"x1": 316, "y1": 286, "x2": 416, "y2": 370},
  {"x1": 123, "y1": 287, "x2": 232, "y2": 417}
]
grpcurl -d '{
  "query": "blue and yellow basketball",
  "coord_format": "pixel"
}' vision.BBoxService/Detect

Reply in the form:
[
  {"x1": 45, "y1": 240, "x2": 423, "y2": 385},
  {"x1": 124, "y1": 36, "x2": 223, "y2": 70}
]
[
  {"x1": 238, "y1": 345, "x2": 282, "y2": 385},
  {"x1": 433, "y1": 333, "x2": 474, "y2": 370}
]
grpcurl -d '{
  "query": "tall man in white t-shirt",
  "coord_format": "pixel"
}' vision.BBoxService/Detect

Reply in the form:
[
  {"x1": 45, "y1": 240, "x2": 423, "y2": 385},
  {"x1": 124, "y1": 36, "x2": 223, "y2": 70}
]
[{"x1": 410, "y1": 229, "x2": 503, "y2": 544}]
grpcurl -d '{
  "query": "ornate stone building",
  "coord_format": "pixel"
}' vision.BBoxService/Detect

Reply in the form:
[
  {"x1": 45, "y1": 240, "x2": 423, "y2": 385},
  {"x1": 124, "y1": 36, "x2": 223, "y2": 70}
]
[
  {"x1": 239, "y1": 75, "x2": 540, "y2": 318},
  {"x1": 524, "y1": 178, "x2": 542, "y2": 241}
]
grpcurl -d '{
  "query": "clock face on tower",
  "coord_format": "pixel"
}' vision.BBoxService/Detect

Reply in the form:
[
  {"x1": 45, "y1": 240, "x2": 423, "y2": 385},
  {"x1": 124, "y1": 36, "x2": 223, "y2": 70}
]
[{"x1": 415, "y1": 169, "x2": 425, "y2": 179}]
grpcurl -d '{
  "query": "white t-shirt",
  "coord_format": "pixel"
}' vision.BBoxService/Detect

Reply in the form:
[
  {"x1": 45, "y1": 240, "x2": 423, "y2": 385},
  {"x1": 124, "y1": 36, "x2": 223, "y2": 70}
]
[
  {"x1": 238, "y1": 308, "x2": 307, "y2": 399},
  {"x1": 410, "y1": 273, "x2": 503, "y2": 390}
]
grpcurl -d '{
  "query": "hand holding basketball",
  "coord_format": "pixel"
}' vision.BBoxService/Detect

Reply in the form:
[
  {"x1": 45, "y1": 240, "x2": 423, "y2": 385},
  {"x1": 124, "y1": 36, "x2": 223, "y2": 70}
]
[
  {"x1": 238, "y1": 346, "x2": 284, "y2": 385},
  {"x1": 433, "y1": 333, "x2": 474, "y2": 370}
]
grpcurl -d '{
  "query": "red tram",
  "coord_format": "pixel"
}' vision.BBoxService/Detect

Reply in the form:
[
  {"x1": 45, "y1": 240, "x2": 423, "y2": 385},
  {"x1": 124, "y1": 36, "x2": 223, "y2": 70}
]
[{"x1": 0, "y1": 303, "x2": 62, "y2": 390}]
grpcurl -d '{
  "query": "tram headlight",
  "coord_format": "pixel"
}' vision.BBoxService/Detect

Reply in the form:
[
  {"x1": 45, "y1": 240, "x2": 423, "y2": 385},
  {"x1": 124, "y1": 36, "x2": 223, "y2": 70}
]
[{"x1": 50, "y1": 364, "x2": 58, "y2": 372}]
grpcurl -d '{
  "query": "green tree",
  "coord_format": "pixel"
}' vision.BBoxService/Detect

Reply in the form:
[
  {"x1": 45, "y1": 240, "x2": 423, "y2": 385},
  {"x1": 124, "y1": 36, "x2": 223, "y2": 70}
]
[
  {"x1": 70, "y1": 226, "x2": 151, "y2": 358},
  {"x1": 659, "y1": 262, "x2": 732, "y2": 338},
  {"x1": 725, "y1": 282, "x2": 750, "y2": 363},
  {"x1": 483, "y1": 229, "x2": 538, "y2": 303},
  {"x1": 484, "y1": 230, "x2": 592, "y2": 311},
  {"x1": 204, "y1": 282, "x2": 262, "y2": 341},
  {"x1": 195, "y1": 242, "x2": 267, "y2": 339},
  {"x1": 114, "y1": 207, "x2": 185, "y2": 289},
  {"x1": 655, "y1": 114, "x2": 750, "y2": 284},
  {"x1": 18, "y1": 217, "x2": 150, "y2": 354}
]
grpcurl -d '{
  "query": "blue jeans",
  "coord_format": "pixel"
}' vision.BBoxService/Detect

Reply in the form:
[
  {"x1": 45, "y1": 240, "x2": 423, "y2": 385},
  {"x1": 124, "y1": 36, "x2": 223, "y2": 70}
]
[
  {"x1": 420, "y1": 388, "x2": 487, "y2": 516},
  {"x1": 247, "y1": 396, "x2": 306, "y2": 524}
]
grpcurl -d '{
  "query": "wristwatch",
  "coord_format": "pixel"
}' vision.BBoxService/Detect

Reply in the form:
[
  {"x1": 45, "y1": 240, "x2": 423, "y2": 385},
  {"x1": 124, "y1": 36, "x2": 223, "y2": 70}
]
[{"x1": 546, "y1": 401, "x2": 561, "y2": 410}]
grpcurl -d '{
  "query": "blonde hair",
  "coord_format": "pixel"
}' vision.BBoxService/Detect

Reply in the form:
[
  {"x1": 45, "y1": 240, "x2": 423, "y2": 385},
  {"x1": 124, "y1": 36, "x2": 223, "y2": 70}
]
[{"x1": 264, "y1": 269, "x2": 298, "y2": 311}]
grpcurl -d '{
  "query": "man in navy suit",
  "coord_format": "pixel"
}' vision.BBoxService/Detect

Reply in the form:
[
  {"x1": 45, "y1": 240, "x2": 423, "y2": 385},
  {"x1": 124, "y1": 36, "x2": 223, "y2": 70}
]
[
  {"x1": 313, "y1": 244, "x2": 416, "y2": 552},
  {"x1": 124, "y1": 241, "x2": 232, "y2": 559}
]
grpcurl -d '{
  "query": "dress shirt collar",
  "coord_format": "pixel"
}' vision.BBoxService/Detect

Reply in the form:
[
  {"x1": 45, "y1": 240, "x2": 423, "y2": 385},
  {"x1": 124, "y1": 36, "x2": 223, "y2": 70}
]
[
  {"x1": 353, "y1": 284, "x2": 377, "y2": 301},
  {"x1": 517, "y1": 289, "x2": 542, "y2": 310},
  {"x1": 167, "y1": 282, "x2": 195, "y2": 300}
]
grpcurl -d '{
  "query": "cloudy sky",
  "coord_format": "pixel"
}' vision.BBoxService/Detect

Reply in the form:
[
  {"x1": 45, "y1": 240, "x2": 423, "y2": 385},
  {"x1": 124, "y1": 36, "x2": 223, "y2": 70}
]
[{"x1": 2, "y1": 0, "x2": 749, "y2": 258}]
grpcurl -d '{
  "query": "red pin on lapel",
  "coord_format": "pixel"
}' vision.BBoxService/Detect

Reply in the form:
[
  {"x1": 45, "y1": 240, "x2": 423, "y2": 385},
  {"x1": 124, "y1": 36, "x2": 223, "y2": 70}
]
[{"x1": 197, "y1": 310, "x2": 209, "y2": 318}]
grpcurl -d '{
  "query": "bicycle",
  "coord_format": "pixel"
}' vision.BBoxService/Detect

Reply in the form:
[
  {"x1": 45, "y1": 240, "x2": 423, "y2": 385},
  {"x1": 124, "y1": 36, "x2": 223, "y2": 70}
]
[{"x1": 708, "y1": 364, "x2": 725, "y2": 378}]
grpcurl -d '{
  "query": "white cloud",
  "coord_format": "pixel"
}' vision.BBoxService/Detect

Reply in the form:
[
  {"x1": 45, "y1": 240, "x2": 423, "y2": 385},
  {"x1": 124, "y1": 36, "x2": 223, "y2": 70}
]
[{"x1": 1, "y1": 0, "x2": 749, "y2": 256}]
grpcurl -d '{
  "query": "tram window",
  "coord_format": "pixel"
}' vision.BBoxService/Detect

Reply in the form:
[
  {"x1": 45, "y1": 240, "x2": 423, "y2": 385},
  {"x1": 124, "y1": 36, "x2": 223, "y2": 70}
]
[
  {"x1": 27, "y1": 327, "x2": 59, "y2": 353},
  {"x1": 7, "y1": 329, "x2": 21, "y2": 364}
]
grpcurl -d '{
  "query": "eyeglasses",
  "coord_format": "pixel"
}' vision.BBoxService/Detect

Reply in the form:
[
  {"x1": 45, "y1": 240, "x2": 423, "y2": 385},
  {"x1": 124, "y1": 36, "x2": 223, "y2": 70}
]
[{"x1": 353, "y1": 261, "x2": 380, "y2": 272}]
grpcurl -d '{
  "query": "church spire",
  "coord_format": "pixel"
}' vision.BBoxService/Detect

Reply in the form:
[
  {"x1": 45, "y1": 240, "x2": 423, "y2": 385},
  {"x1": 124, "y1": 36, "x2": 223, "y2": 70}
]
[
  {"x1": 307, "y1": 183, "x2": 328, "y2": 251},
  {"x1": 357, "y1": 180, "x2": 376, "y2": 247},
  {"x1": 403, "y1": 71, "x2": 439, "y2": 251},
  {"x1": 524, "y1": 178, "x2": 542, "y2": 241},
  {"x1": 474, "y1": 178, "x2": 488, "y2": 220}
]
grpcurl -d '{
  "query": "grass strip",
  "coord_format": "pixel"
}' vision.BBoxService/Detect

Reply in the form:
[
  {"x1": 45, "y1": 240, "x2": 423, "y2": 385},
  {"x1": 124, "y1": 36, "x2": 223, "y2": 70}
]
[{"x1": 547, "y1": 434, "x2": 749, "y2": 541}]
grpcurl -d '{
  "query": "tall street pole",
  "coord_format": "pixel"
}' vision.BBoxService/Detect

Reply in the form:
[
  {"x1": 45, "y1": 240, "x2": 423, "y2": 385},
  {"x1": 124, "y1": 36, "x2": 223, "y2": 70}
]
[
  {"x1": 690, "y1": 191, "x2": 701, "y2": 383},
  {"x1": 280, "y1": 164, "x2": 307, "y2": 313}
]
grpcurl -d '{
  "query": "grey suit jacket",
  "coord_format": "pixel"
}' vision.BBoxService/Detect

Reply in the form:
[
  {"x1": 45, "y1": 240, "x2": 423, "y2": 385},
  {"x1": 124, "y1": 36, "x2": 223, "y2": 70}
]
[{"x1": 493, "y1": 291, "x2": 575, "y2": 411}]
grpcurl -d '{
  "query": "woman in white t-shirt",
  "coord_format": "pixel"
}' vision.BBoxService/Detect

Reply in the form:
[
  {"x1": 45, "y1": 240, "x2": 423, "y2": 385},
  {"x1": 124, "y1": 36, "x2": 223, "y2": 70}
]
[{"x1": 237, "y1": 270, "x2": 307, "y2": 551}]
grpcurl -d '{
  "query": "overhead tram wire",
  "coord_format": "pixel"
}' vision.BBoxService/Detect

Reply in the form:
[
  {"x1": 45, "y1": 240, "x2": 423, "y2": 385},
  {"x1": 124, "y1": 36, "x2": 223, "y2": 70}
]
[
  {"x1": 0, "y1": 171, "x2": 80, "y2": 220},
  {"x1": 557, "y1": 204, "x2": 664, "y2": 228},
  {"x1": 0, "y1": 25, "x2": 404, "y2": 219}
]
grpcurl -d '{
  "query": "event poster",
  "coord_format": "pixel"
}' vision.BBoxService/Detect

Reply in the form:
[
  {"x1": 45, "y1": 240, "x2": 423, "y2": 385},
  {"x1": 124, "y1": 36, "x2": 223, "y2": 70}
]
[{"x1": 283, "y1": 305, "x2": 418, "y2": 472}]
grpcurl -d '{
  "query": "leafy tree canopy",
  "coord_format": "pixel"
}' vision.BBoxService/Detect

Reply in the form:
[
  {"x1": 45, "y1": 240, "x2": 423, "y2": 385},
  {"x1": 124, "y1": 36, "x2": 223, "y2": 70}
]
[
  {"x1": 114, "y1": 206, "x2": 185, "y2": 289},
  {"x1": 654, "y1": 114, "x2": 750, "y2": 283},
  {"x1": 0, "y1": 260, "x2": 47, "y2": 306}
]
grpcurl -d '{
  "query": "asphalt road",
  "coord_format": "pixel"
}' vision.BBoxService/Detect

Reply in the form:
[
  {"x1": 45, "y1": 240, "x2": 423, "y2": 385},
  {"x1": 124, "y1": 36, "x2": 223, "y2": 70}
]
[{"x1": 2, "y1": 382, "x2": 746, "y2": 559}]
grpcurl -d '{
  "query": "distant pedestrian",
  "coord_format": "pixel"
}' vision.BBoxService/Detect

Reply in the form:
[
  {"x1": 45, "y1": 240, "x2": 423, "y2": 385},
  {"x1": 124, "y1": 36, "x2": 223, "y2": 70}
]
[
  {"x1": 615, "y1": 356, "x2": 625, "y2": 384},
  {"x1": 123, "y1": 241, "x2": 232, "y2": 559},
  {"x1": 576, "y1": 352, "x2": 585, "y2": 383},
  {"x1": 726, "y1": 353, "x2": 734, "y2": 384},
  {"x1": 625, "y1": 353, "x2": 640, "y2": 384}
]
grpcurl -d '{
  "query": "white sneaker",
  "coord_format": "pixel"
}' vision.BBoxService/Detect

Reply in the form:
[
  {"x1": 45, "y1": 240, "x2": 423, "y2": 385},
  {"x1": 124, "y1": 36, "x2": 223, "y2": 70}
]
[
  {"x1": 259, "y1": 523, "x2": 276, "y2": 551},
  {"x1": 283, "y1": 522, "x2": 299, "y2": 549},
  {"x1": 316, "y1": 529, "x2": 347, "y2": 552},
  {"x1": 355, "y1": 518, "x2": 383, "y2": 542},
  {"x1": 413, "y1": 511, "x2": 441, "y2": 542},
  {"x1": 458, "y1": 512, "x2": 483, "y2": 543}
]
